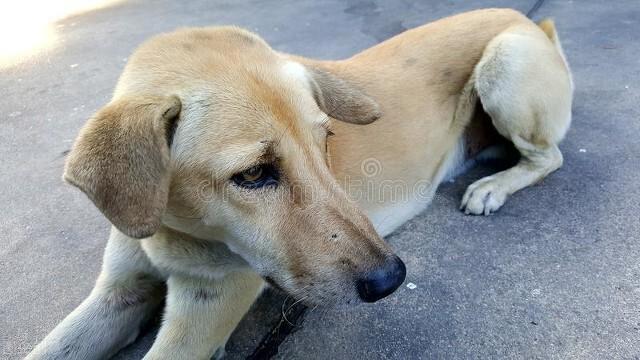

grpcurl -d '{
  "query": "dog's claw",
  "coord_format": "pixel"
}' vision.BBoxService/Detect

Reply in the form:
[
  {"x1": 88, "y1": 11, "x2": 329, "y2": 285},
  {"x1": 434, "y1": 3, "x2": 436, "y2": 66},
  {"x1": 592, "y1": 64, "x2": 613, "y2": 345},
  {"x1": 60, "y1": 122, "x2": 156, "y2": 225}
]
[{"x1": 460, "y1": 177, "x2": 507, "y2": 215}]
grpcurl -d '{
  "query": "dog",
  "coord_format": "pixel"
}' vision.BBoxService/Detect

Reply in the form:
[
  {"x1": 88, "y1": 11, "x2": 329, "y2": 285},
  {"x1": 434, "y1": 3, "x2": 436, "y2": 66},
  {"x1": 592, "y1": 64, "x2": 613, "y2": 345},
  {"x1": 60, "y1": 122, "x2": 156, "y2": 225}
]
[{"x1": 27, "y1": 8, "x2": 572, "y2": 360}]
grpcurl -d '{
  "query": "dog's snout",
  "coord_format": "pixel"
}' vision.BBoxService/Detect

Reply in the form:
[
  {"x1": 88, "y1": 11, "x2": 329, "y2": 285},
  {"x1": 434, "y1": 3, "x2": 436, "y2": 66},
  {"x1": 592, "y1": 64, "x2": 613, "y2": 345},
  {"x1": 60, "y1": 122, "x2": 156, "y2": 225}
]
[{"x1": 356, "y1": 256, "x2": 406, "y2": 303}]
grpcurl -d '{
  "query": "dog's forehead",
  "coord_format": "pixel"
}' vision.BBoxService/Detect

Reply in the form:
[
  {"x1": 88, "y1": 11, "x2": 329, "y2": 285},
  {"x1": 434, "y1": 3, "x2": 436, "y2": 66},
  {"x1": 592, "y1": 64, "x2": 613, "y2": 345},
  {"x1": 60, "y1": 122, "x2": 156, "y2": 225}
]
[
  {"x1": 118, "y1": 27, "x2": 278, "y2": 95},
  {"x1": 200, "y1": 59, "x2": 324, "y2": 133},
  {"x1": 173, "y1": 62, "x2": 326, "y2": 174}
]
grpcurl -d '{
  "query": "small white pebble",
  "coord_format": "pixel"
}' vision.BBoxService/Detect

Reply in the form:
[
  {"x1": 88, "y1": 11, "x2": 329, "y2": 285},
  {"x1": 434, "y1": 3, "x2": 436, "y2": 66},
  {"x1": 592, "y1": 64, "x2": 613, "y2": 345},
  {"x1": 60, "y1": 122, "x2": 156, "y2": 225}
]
[
  {"x1": 9, "y1": 111, "x2": 22, "y2": 117},
  {"x1": 579, "y1": 148, "x2": 587, "y2": 153},
  {"x1": 625, "y1": 85, "x2": 629, "y2": 89},
  {"x1": 406, "y1": 282, "x2": 417, "y2": 290},
  {"x1": 531, "y1": 288, "x2": 541, "y2": 296},
  {"x1": 70, "y1": 63, "x2": 79, "y2": 68}
]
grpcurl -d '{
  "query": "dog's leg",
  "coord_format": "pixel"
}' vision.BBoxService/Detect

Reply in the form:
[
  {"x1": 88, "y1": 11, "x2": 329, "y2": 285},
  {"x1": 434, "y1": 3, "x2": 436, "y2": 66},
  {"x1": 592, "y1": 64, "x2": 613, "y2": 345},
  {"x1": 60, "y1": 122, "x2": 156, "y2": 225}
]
[
  {"x1": 461, "y1": 22, "x2": 573, "y2": 215},
  {"x1": 26, "y1": 228, "x2": 165, "y2": 360},
  {"x1": 143, "y1": 271, "x2": 264, "y2": 360}
]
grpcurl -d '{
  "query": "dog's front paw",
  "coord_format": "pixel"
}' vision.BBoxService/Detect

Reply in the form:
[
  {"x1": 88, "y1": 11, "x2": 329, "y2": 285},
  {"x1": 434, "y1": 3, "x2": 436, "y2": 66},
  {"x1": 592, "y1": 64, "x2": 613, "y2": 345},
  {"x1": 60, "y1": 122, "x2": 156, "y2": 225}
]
[{"x1": 460, "y1": 176, "x2": 508, "y2": 215}]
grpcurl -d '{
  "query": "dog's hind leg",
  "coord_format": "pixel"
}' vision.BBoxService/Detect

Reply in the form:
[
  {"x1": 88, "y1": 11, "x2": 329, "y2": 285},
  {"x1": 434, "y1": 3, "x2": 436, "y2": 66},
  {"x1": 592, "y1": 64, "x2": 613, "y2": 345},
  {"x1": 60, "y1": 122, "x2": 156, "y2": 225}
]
[
  {"x1": 460, "y1": 20, "x2": 573, "y2": 215},
  {"x1": 26, "y1": 228, "x2": 165, "y2": 360}
]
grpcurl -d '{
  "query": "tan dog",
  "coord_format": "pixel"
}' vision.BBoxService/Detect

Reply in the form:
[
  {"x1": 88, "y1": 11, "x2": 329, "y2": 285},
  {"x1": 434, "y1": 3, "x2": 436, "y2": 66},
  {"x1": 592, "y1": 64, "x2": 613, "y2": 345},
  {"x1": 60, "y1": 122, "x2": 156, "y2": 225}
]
[{"x1": 27, "y1": 8, "x2": 572, "y2": 360}]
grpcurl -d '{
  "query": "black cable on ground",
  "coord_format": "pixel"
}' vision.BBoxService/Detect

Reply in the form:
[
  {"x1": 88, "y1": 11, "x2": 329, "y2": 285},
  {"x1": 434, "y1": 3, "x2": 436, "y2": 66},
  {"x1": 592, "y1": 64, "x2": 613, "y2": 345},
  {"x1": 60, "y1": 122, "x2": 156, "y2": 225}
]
[
  {"x1": 526, "y1": 0, "x2": 547, "y2": 18},
  {"x1": 247, "y1": 301, "x2": 307, "y2": 360}
]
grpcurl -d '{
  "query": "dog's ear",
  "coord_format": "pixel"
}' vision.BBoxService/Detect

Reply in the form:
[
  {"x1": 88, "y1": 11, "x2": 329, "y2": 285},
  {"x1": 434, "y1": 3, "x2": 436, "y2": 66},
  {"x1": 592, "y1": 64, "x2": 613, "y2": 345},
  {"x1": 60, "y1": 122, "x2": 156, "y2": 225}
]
[
  {"x1": 64, "y1": 95, "x2": 181, "y2": 239},
  {"x1": 306, "y1": 66, "x2": 382, "y2": 124}
]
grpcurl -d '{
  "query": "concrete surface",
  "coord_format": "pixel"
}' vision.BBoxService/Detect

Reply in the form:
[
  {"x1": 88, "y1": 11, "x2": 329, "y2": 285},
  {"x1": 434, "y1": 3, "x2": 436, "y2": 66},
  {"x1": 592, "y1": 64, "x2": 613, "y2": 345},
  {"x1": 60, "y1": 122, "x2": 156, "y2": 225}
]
[{"x1": 2, "y1": 0, "x2": 639, "y2": 359}]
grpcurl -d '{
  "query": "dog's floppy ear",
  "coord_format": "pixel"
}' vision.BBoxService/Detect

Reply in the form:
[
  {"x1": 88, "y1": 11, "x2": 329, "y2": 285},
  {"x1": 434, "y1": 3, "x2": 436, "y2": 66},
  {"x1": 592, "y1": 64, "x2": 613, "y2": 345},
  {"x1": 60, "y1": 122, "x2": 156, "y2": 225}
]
[
  {"x1": 306, "y1": 66, "x2": 382, "y2": 124},
  {"x1": 64, "y1": 95, "x2": 181, "y2": 239}
]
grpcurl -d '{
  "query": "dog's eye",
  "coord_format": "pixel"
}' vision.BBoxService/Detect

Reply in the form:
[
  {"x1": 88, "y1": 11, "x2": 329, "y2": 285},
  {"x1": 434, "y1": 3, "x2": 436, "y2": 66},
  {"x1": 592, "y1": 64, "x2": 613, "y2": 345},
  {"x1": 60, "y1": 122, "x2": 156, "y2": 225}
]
[{"x1": 231, "y1": 164, "x2": 279, "y2": 189}]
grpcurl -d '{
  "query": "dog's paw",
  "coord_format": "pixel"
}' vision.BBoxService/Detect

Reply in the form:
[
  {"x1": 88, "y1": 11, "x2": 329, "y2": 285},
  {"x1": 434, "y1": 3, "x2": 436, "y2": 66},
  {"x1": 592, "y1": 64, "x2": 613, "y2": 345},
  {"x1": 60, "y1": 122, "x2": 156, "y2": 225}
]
[{"x1": 460, "y1": 176, "x2": 508, "y2": 215}]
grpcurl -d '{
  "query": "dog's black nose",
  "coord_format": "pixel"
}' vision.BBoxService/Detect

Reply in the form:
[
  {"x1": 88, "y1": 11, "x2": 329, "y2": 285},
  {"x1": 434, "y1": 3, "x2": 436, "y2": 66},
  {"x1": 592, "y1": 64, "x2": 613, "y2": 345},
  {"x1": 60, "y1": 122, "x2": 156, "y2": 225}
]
[{"x1": 356, "y1": 256, "x2": 406, "y2": 303}]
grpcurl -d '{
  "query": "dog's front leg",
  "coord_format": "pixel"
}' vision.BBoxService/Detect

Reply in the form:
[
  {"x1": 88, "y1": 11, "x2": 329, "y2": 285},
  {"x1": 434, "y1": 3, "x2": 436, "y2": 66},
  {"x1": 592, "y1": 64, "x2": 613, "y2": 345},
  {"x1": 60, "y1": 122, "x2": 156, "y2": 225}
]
[
  {"x1": 26, "y1": 228, "x2": 165, "y2": 360},
  {"x1": 143, "y1": 271, "x2": 264, "y2": 360}
]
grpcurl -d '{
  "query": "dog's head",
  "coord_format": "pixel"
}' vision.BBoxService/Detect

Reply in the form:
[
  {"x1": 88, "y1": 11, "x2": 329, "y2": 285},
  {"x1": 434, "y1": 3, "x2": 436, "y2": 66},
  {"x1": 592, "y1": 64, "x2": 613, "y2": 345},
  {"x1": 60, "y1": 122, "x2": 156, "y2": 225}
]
[{"x1": 64, "y1": 27, "x2": 405, "y2": 304}]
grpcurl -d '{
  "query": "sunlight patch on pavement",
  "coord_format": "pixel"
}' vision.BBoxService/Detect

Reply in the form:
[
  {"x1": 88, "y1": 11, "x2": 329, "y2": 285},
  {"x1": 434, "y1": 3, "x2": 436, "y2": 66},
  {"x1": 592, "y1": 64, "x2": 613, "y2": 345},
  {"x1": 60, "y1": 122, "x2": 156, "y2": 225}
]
[{"x1": 0, "y1": 0, "x2": 123, "y2": 69}]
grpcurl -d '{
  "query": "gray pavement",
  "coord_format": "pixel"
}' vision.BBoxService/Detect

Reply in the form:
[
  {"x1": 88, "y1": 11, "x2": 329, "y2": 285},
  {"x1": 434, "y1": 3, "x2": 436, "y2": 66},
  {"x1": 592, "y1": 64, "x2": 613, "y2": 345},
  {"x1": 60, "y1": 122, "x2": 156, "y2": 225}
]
[{"x1": 2, "y1": 0, "x2": 640, "y2": 359}]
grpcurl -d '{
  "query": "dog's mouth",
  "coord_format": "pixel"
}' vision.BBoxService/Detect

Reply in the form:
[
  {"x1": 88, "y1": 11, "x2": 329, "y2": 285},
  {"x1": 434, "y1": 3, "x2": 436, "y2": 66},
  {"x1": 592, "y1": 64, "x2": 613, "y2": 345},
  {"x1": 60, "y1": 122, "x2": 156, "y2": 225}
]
[{"x1": 262, "y1": 276, "x2": 328, "y2": 305}]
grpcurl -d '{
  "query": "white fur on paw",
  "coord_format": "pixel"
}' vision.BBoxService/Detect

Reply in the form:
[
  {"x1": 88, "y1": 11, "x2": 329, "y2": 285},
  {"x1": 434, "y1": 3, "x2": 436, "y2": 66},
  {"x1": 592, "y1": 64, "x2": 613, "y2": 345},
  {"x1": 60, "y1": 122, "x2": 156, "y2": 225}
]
[{"x1": 460, "y1": 177, "x2": 508, "y2": 215}]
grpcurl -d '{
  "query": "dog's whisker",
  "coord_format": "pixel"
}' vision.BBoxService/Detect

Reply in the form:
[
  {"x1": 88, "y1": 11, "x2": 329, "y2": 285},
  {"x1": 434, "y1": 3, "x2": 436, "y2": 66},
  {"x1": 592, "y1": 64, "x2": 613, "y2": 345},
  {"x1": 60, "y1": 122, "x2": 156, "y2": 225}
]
[
  {"x1": 285, "y1": 294, "x2": 308, "y2": 314},
  {"x1": 282, "y1": 295, "x2": 309, "y2": 327},
  {"x1": 281, "y1": 296, "x2": 295, "y2": 326}
]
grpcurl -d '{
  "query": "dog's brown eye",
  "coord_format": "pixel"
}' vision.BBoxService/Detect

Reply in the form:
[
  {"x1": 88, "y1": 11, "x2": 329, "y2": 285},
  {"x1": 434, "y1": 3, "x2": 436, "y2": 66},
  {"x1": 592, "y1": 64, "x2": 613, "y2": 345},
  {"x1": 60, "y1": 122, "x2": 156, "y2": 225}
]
[
  {"x1": 231, "y1": 164, "x2": 279, "y2": 189},
  {"x1": 243, "y1": 166, "x2": 263, "y2": 182}
]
